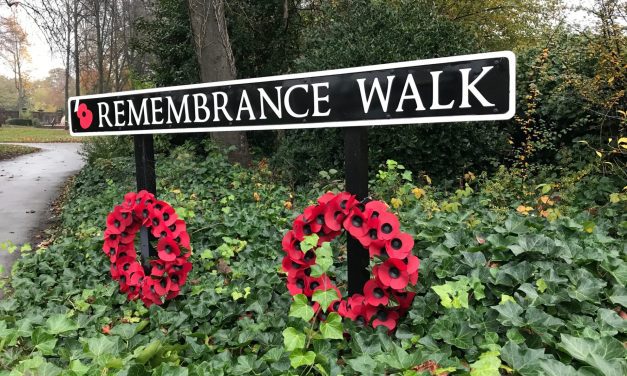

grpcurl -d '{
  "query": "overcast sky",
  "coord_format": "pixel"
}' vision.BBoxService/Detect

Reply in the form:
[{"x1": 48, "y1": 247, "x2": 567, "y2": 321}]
[{"x1": 0, "y1": 0, "x2": 598, "y2": 81}]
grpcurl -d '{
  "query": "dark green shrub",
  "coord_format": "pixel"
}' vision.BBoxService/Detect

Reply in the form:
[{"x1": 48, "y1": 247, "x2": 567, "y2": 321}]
[
  {"x1": 6, "y1": 118, "x2": 32, "y2": 126},
  {"x1": 271, "y1": 0, "x2": 508, "y2": 185}
]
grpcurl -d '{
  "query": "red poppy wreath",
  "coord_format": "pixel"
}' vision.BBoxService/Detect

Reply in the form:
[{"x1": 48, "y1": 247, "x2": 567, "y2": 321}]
[
  {"x1": 281, "y1": 192, "x2": 419, "y2": 331},
  {"x1": 103, "y1": 190, "x2": 192, "y2": 307}
]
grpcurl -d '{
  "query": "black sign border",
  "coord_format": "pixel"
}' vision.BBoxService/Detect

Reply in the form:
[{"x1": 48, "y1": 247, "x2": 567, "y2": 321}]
[{"x1": 68, "y1": 51, "x2": 515, "y2": 137}]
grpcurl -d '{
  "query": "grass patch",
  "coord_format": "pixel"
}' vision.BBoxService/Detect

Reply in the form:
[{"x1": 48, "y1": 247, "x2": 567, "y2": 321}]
[
  {"x1": 0, "y1": 126, "x2": 80, "y2": 143},
  {"x1": 0, "y1": 144, "x2": 40, "y2": 161}
]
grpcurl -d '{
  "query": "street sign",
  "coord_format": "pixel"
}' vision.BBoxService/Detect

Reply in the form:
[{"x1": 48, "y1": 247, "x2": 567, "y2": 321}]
[
  {"x1": 68, "y1": 51, "x2": 515, "y2": 136},
  {"x1": 69, "y1": 51, "x2": 516, "y2": 296}
]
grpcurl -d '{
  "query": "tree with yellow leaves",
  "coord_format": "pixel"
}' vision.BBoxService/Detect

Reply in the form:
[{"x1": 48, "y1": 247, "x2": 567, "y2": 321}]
[{"x1": 0, "y1": 12, "x2": 29, "y2": 112}]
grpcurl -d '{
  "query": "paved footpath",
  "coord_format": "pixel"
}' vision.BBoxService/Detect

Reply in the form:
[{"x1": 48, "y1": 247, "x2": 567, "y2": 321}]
[{"x1": 0, "y1": 143, "x2": 85, "y2": 280}]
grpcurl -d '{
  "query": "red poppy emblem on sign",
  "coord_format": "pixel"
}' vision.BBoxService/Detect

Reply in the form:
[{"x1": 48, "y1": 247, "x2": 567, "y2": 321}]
[{"x1": 76, "y1": 103, "x2": 93, "y2": 129}]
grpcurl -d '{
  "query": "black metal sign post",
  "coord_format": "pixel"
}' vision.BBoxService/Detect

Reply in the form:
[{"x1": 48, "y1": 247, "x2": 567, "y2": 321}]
[
  {"x1": 344, "y1": 127, "x2": 370, "y2": 295},
  {"x1": 69, "y1": 51, "x2": 516, "y2": 294},
  {"x1": 133, "y1": 134, "x2": 157, "y2": 268}
]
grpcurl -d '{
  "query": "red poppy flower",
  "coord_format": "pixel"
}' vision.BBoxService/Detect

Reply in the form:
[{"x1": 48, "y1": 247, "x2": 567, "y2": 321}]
[
  {"x1": 110, "y1": 263, "x2": 121, "y2": 280},
  {"x1": 376, "y1": 258, "x2": 409, "y2": 290},
  {"x1": 167, "y1": 258, "x2": 192, "y2": 275},
  {"x1": 113, "y1": 243, "x2": 136, "y2": 263},
  {"x1": 106, "y1": 211, "x2": 127, "y2": 234},
  {"x1": 164, "y1": 219, "x2": 187, "y2": 239},
  {"x1": 76, "y1": 103, "x2": 93, "y2": 129},
  {"x1": 118, "y1": 231, "x2": 135, "y2": 245},
  {"x1": 368, "y1": 240, "x2": 387, "y2": 259},
  {"x1": 393, "y1": 291, "x2": 416, "y2": 311},
  {"x1": 118, "y1": 276, "x2": 130, "y2": 293},
  {"x1": 141, "y1": 278, "x2": 163, "y2": 307},
  {"x1": 343, "y1": 295, "x2": 367, "y2": 324},
  {"x1": 323, "y1": 199, "x2": 347, "y2": 232},
  {"x1": 303, "y1": 205, "x2": 325, "y2": 232},
  {"x1": 144, "y1": 210, "x2": 167, "y2": 239},
  {"x1": 287, "y1": 270, "x2": 308, "y2": 296},
  {"x1": 293, "y1": 214, "x2": 319, "y2": 240},
  {"x1": 151, "y1": 201, "x2": 177, "y2": 227},
  {"x1": 102, "y1": 242, "x2": 118, "y2": 260},
  {"x1": 281, "y1": 255, "x2": 307, "y2": 273},
  {"x1": 334, "y1": 192, "x2": 356, "y2": 215},
  {"x1": 166, "y1": 283, "x2": 180, "y2": 300},
  {"x1": 128, "y1": 266, "x2": 145, "y2": 286},
  {"x1": 127, "y1": 285, "x2": 141, "y2": 300},
  {"x1": 304, "y1": 274, "x2": 332, "y2": 296},
  {"x1": 363, "y1": 279, "x2": 389, "y2": 306},
  {"x1": 157, "y1": 237, "x2": 181, "y2": 262},
  {"x1": 154, "y1": 277, "x2": 171, "y2": 296},
  {"x1": 282, "y1": 231, "x2": 304, "y2": 260},
  {"x1": 169, "y1": 270, "x2": 188, "y2": 288},
  {"x1": 177, "y1": 231, "x2": 191, "y2": 250},
  {"x1": 104, "y1": 229, "x2": 120, "y2": 250},
  {"x1": 115, "y1": 256, "x2": 137, "y2": 277},
  {"x1": 318, "y1": 230, "x2": 341, "y2": 243},
  {"x1": 343, "y1": 207, "x2": 369, "y2": 239},
  {"x1": 122, "y1": 192, "x2": 137, "y2": 209},
  {"x1": 114, "y1": 205, "x2": 134, "y2": 226},
  {"x1": 150, "y1": 259, "x2": 167, "y2": 276},
  {"x1": 405, "y1": 254, "x2": 420, "y2": 275},
  {"x1": 317, "y1": 192, "x2": 336, "y2": 205},
  {"x1": 358, "y1": 220, "x2": 380, "y2": 247},
  {"x1": 364, "y1": 201, "x2": 388, "y2": 220},
  {"x1": 376, "y1": 212, "x2": 400, "y2": 240},
  {"x1": 366, "y1": 306, "x2": 399, "y2": 331},
  {"x1": 385, "y1": 232, "x2": 414, "y2": 259}
]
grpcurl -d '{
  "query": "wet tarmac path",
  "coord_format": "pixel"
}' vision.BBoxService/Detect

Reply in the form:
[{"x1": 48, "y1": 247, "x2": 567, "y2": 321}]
[{"x1": 0, "y1": 143, "x2": 84, "y2": 281}]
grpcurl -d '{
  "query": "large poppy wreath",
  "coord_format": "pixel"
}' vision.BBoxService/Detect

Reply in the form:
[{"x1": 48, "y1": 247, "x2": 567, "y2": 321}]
[
  {"x1": 281, "y1": 192, "x2": 419, "y2": 331},
  {"x1": 103, "y1": 190, "x2": 192, "y2": 307}
]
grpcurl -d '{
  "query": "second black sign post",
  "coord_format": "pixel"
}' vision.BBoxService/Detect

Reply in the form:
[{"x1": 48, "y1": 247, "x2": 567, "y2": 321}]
[
  {"x1": 133, "y1": 134, "x2": 157, "y2": 268},
  {"x1": 69, "y1": 51, "x2": 516, "y2": 296}
]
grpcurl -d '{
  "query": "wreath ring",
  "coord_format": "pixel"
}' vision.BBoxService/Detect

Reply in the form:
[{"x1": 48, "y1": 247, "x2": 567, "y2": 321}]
[
  {"x1": 281, "y1": 192, "x2": 419, "y2": 330},
  {"x1": 102, "y1": 190, "x2": 192, "y2": 307}
]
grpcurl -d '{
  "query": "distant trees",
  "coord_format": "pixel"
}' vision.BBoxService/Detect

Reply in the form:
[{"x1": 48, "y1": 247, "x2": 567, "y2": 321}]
[{"x1": 0, "y1": 13, "x2": 29, "y2": 112}]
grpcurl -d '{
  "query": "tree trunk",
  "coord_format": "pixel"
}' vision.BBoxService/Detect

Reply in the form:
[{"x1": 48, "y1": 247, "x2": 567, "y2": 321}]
[
  {"x1": 187, "y1": 0, "x2": 251, "y2": 166},
  {"x1": 74, "y1": 0, "x2": 80, "y2": 96},
  {"x1": 64, "y1": 0, "x2": 71, "y2": 127}
]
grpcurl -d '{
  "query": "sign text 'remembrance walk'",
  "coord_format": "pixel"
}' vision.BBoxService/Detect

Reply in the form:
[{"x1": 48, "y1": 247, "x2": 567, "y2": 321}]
[{"x1": 69, "y1": 51, "x2": 515, "y2": 136}]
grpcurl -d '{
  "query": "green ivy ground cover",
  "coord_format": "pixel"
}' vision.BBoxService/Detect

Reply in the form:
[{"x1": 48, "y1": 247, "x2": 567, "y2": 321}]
[{"x1": 0, "y1": 142, "x2": 625, "y2": 375}]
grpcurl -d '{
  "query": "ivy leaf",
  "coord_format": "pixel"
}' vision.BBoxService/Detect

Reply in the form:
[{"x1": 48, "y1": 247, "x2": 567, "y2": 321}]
[
  {"x1": 289, "y1": 349, "x2": 316, "y2": 368},
  {"x1": 282, "y1": 327, "x2": 306, "y2": 352},
  {"x1": 31, "y1": 328, "x2": 57, "y2": 356},
  {"x1": 493, "y1": 302, "x2": 525, "y2": 327},
  {"x1": 508, "y1": 234, "x2": 551, "y2": 256},
  {"x1": 501, "y1": 341, "x2": 545, "y2": 375},
  {"x1": 300, "y1": 234, "x2": 320, "y2": 252},
  {"x1": 558, "y1": 334, "x2": 626, "y2": 376},
  {"x1": 538, "y1": 359, "x2": 583, "y2": 376},
  {"x1": 68, "y1": 360, "x2": 90, "y2": 376},
  {"x1": 470, "y1": 350, "x2": 501, "y2": 376},
  {"x1": 312, "y1": 288, "x2": 339, "y2": 312},
  {"x1": 432, "y1": 279, "x2": 470, "y2": 309},
  {"x1": 567, "y1": 275, "x2": 606, "y2": 302},
  {"x1": 376, "y1": 344, "x2": 418, "y2": 370},
  {"x1": 85, "y1": 335, "x2": 117, "y2": 360},
  {"x1": 347, "y1": 354, "x2": 378, "y2": 375},
  {"x1": 232, "y1": 355, "x2": 260, "y2": 375},
  {"x1": 320, "y1": 312, "x2": 343, "y2": 340},
  {"x1": 45, "y1": 314, "x2": 78, "y2": 335},
  {"x1": 310, "y1": 243, "x2": 333, "y2": 277},
  {"x1": 289, "y1": 294, "x2": 315, "y2": 322},
  {"x1": 609, "y1": 286, "x2": 627, "y2": 307}
]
